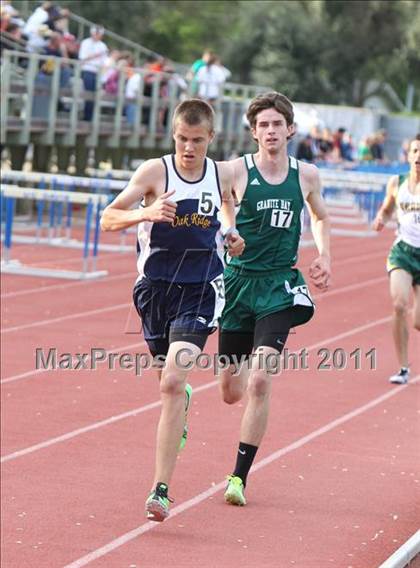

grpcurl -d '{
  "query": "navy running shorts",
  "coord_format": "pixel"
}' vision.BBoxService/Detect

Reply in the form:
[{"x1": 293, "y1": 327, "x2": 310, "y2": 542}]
[{"x1": 133, "y1": 274, "x2": 225, "y2": 357}]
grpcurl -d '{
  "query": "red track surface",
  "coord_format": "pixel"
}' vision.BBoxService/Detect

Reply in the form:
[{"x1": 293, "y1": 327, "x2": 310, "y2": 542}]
[{"x1": 1, "y1": 229, "x2": 419, "y2": 568}]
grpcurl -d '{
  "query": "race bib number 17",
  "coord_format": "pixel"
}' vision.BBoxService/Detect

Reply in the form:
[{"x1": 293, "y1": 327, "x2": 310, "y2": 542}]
[{"x1": 270, "y1": 209, "x2": 294, "y2": 228}]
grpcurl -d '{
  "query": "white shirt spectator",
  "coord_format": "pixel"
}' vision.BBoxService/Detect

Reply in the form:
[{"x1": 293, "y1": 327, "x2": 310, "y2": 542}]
[
  {"x1": 125, "y1": 73, "x2": 141, "y2": 99},
  {"x1": 196, "y1": 64, "x2": 226, "y2": 100},
  {"x1": 25, "y1": 28, "x2": 48, "y2": 53},
  {"x1": 79, "y1": 37, "x2": 108, "y2": 73},
  {"x1": 23, "y1": 6, "x2": 48, "y2": 35}
]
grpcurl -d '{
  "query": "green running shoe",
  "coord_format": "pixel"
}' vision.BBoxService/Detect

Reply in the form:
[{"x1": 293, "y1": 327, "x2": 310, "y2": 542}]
[
  {"x1": 224, "y1": 475, "x2": 246, "y2": 506},
  {"x1": 145, "y1": 482, "x2": 173, "y2": 522},
  {"x1": 179, "y1": 383, "x2": 192, "y2": 451}
]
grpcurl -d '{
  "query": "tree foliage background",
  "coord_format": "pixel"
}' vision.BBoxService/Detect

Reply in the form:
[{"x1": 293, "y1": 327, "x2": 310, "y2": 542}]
[{"x1": 22, "y1": 0, "x2": 420, "y2": 109}]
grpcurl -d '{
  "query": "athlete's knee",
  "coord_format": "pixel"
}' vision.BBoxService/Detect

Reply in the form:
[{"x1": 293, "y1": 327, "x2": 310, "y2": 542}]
[
  {"x1": 392, "y1": 297, "x2": 409, "y2": 316},
  {"x1": 247, "y1": 370, "x2": 271, "y2": 399},
  {"x1": 160, "y1": 370, "x2": 185, "y2": 396}
]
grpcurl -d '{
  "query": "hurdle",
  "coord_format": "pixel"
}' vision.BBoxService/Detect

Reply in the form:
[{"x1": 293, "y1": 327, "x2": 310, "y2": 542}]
[
  {"x1": 1, "y1": 184, "x2": 109, "y2": 280},
  {"x1": 318, "y1": 167, "x2": 388, "y2": 237},
  {"x1": 0, "y1": 170, "x2": 133, "y2": 252},
  {"x1": 0, "y1": 170, "x2": 127, "y2": 193}
]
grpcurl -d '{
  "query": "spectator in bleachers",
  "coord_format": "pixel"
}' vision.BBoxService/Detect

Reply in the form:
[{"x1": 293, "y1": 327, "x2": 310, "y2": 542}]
[
  {"x1": 187, "y1": 48, "x2": 213, "y2": 96},
  {"x1": 358, "y1": 135, "x2": 373, "y2": 161},
  {"x1": 195, "y1": 51, "x2": 227, "y2": 105},
  {"x1": 141, "y1": 54, "x2": 165, "y2": 125},
  {"x1": 0, "y1": 20, "x2": 24, "y2": 54},
  {"x1": 1, "y1": 1, "x2": 24, "y2": 30},
  {"x1": 78, "y1": 25, "x2": 108, "y2": 120},
  {"x1": 25, "y1": 22, "x2": 51, "y2": 53},
  {"x1": 46, "y1": 6, "x2": 69, "y2": 31},
  {"x1": 124, "y1": 56, "x2": 141, "y2": 125},
  {"x1": 41, "y1": 31, "x2": 72, "y2": 88},
  {"x1": 341, "y1": 132, "x2": 355, "y2": 161},
  {"x1": 318, "y1": 128, "x2": 334, "y2": 161},
  {"x1": 332, "y1": 126, "x2": 346, "y2": 161},
  {"x1": 296, "y1": 134, "x2": 315, "y2": 162},
  {"x1": 101, "y1": 49, "x2": 121, "y2": 91},
  {"x1": 46, "y1": 13, "x2": 79, "y2": 59},
  {"x1": 0, "y1": 1, "x2": 18, "y2": 19},
  {"x1": 44, "y1": 29, "x2": 66, "y2": 58},
  {"x1": 143, "y1": 54, "x2": 163, "y2": 97},
  {"x1": 370, "y1": 130, "x2": 387, "y2": 162},
  {"x1": 23, "y1": 1, "x2": 51, "y2": 36}
]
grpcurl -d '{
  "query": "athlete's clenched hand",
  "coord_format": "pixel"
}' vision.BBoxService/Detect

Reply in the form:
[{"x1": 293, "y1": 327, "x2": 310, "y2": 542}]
[
  {"x1": 225, "y1": 229, "x2": 245, "y2": 257},
  {"x1": 145, "y1": 190, "x2": 177, "y2": 223},
  {"x1": 309, "y1": 255, "x2": 331, "y2": 291},
  {"x1": 372, "y1": 213, "x2": 385, "y2": 232}
]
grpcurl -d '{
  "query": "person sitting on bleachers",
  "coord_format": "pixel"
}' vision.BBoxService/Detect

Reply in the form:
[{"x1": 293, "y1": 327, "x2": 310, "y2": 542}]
[
  {"x1": 23, "y1": 1, "x2": 51, "y2": 36},
  {"x1": 0, "y1": 20, "x2": 25, "y2": 55},
  {"x1": 101, "y1": 49, "x2": 122, "y2": 94}
]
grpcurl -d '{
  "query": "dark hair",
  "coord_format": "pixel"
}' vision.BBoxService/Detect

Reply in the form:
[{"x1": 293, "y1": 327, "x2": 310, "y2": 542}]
[
  {"x1": 6, "y1": 23, "x2": 19, "y2": 33},
  {"x1": 246, "y1": 91, "x2": 294, "y2": 129},
  {"x1": 172, "y1": 99, "x2": 215, "y2": 132}
]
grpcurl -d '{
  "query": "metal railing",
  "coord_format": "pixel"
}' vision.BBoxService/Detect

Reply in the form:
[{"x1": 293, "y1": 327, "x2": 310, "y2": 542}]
[{"x1": 1, "y1": 49, "x2": 265, "y2": 157}]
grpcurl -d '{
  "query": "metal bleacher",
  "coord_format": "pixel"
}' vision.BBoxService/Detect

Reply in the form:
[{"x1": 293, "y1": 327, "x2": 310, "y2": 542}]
[{"x1": 1, "y1": 44, "x2": 264, "y2": 173}]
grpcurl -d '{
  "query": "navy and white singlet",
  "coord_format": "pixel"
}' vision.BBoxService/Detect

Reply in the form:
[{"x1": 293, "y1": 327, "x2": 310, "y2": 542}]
[{"x1": 136, "y1": 154, "x2": 223, "y2": 284}]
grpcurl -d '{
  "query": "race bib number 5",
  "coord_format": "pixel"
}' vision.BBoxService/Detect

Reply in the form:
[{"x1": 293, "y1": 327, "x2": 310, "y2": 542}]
[
  {"x1": 198, "y1": 191, "x2": 215, "y2": 216},
  {"x1": 270, "y1": 209, "x2": 294, "y2": 228}
]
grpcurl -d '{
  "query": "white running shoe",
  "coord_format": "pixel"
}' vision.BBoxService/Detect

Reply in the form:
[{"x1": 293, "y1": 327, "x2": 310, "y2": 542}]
[{"x1": 389, "y1": 368, "x2": 410, "y2": 385}]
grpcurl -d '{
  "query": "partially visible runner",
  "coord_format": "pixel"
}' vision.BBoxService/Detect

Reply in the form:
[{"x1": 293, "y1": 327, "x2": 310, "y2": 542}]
[
  {"x1": 219, "y1": 91, "x2": 331, "y2": 506},
  {"x1": 101, "y1": 99, "x2": 244, "y2": 521},
  {"x1": 373, "y1": 136, "x2": 420, "y2": 384}
]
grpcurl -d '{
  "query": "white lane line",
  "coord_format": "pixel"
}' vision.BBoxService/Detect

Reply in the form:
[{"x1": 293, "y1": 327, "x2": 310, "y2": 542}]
[
  {"x1": 1, "y1": 314, "x2": 393, "y2": 462},
  {"x1": 377, "y1": 529, "x2": 420, "y2": 568},
  {"x1": 1, "y1": 271, "x2": 137, "y2": 299},
  {"x1": 1, "y1": 241, "x2": 384, "y2": 301},
  {"x1": 1, "y1": 340, "x2": 146, "y2": 385},
  {"x1": 1, "y1": 380, "x2": 217, "y2": 463},
  {"x1": 1, "y1": 274, "x2": 386, "y2": 381},
  {"x1": 314, "y1": 275, "x2": 386, "y2": 300},
  {"x1": 3, "y1": 248, "x2": 132, "y2": 270},
  {"x1": 63, "y1": 376, "x2": 420, "y2": 568},
  {"x1": 1, "y1": 303, "x2": 131, "y2": 334}
]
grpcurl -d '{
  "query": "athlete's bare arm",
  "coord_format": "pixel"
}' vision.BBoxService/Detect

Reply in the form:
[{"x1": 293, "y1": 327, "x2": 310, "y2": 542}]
[
  {"x1": 217, "y1": 160, "x2": 245, "y2": 257},
  {"x1": 373, "y1": 175, "x2": 398, "y2": 231},
  {"x1": 231, "y1": 157, "x2": 249, "y2": 204},
  {"x1": 100, "y1": 159, "x2": 176, "y2": 232},
  {"x1": 300, "y1": 162, "x2": 331, "y2": 290}
]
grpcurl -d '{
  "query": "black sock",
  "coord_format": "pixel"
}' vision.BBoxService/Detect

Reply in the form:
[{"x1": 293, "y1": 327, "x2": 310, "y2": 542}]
[
  {"x1": 232, "y1": 442, "x2": 258, "y2": 487},
  {"x1": 155, "y1": 482, "x2": 168, "y2": 497}
]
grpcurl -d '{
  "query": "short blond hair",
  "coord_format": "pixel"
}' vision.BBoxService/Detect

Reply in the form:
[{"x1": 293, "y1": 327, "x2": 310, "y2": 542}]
[{"x1": 172, "y1": 99, "x2": 215, "y2": 132}]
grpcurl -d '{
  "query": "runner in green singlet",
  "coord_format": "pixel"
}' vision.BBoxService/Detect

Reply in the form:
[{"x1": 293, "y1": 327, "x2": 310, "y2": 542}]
[{"x1": 218, "y1": 92, "x2": 332, "y2": 506}]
